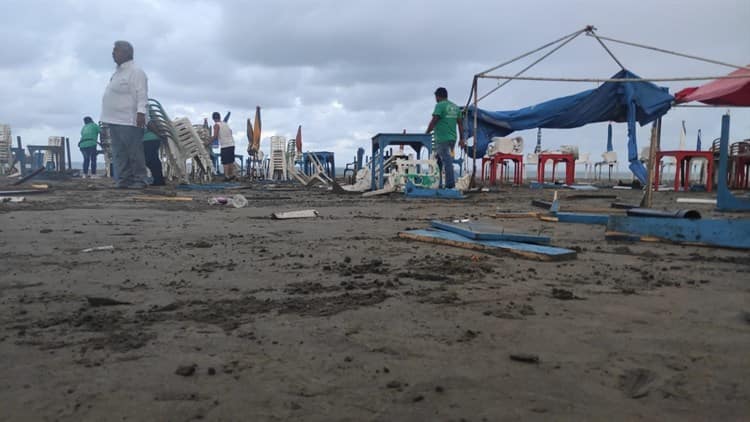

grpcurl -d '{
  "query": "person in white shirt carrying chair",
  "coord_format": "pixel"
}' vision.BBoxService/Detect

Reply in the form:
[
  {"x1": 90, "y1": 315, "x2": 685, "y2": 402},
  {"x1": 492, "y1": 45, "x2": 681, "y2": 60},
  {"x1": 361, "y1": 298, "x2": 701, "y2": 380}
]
[{"x1": 100, "y1": 40, "x2": 149, "y2": 189}]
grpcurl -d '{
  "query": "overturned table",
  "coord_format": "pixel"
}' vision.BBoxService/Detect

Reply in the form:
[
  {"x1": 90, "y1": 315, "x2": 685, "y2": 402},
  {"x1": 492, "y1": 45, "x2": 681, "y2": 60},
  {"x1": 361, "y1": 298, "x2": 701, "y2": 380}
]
[{"x1": 371, "y1": 133, "x2": 432, "y2": 190}]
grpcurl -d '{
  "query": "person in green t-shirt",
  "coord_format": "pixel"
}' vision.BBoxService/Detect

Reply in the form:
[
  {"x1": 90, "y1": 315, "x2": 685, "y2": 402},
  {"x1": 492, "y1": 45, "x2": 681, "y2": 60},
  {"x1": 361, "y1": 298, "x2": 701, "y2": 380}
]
[
  {"x1": 142, "y1": 121, "x2": 165, "y2": 186},
  {"x1": 79, "y1": 116, "x2": 100, "y2": 178},
  {"x1": 426, "y1": 87, "x2": 464, "y2": 189}
]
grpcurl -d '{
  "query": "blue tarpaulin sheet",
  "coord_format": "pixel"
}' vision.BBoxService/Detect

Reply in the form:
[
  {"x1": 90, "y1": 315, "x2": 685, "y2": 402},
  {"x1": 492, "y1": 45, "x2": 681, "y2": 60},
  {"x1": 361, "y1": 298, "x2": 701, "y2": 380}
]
[{"x1": 464, "y1": 69, "x2": 674, "y2": 183}]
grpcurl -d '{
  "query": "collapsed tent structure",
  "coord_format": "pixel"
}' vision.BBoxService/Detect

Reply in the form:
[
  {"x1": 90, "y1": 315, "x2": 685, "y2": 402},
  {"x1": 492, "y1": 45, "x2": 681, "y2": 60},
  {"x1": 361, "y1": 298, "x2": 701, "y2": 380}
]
[
  {"x1": 462, "y1": 26, "x2": 748, "y2": 187},
  {"x1": 464, "y1": 69, "x2": 673, "y2": 183}
]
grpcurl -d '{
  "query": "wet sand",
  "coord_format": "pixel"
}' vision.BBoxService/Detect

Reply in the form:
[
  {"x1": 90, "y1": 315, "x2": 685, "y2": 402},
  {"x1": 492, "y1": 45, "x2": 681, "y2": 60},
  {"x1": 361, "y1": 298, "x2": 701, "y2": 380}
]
[{"x1": 0, "y1": 177, "x2": 748, "y2": 421}]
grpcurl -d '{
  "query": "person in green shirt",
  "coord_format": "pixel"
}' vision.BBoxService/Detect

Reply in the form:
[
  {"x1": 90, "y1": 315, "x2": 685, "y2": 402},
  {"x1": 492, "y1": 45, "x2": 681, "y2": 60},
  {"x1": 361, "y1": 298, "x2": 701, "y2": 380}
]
[
  {"x1": 426, "y1": 87, "x2": 464, "y2": 189},
  {"x1": 79, "y1": 116, "x2": 100, "y2": 178},
  {"x1": 142, "y1": 121, "x2": 165, "y2": 186}
]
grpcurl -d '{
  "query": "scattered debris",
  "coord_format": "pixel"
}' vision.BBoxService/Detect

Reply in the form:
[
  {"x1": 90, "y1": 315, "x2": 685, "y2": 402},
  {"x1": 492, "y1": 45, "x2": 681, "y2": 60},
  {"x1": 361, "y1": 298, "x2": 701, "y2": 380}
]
[
  {"x1": 11, "y1": 167, "x2": 44, "y2": 185},
  {"x1": 81, "y1": 245, "x2": 114, "y2": 253},
  {"x1": 399, "y1": 229, "x2": 576, "y2": 261},
  {"x1": 133, "y1": 195, "x2": 193, "y2": 202},
  {"x1": 676, "y1": 198, "x2": 716, "y2": 205},
  {"x1": 0, "y1": 196, "x2": 25, "y2": 202},
  {"x1": 509, "y1": 353, "x2": 540, "y2": 364},
  {"x1": 272, "y1": 209, "x2": 319, "y2": 219},
  {"x1": 206, "y1": 194, "x2": 247, "y2": 208},
  {"x1": 431, "y1": 220, "x2": 551, "y2": 244}
]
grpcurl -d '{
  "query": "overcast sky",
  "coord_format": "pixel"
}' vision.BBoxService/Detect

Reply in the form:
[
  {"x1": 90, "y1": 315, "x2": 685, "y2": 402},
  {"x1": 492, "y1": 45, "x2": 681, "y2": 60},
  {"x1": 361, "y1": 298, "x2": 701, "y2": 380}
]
[{"x1": 1, "y1": 0, "x2": 748, "y2": 170}]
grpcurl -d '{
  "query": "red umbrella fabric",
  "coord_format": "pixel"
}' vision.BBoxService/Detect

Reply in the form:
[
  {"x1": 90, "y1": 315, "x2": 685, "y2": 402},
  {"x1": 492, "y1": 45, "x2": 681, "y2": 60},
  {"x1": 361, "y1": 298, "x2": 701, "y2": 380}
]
[
  {"x1": 674, "y1": 66, "x2": 750, "y2": 106},
  {"x1": 295, "y1": 125, "x2": 302, "y2": 153}
]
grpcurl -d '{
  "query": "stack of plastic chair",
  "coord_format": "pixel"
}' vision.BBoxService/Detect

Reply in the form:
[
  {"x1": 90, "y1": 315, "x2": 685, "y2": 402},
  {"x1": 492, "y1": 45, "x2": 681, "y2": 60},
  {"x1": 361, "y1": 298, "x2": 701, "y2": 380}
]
[
  {"x1": 172, "y1": 118, "x2": 214, "y2": 183},
  {"x1": 147, "y1": 98, "x2": 213, "y2": 183},
  {"x1": 286, "y1": 138, "x2": 301, "y2": 175},
  {"x1": 267, "y1": 135, "x2": 287, "y2": 180},
  {"x1": 0, "y1": 125, "x2": 11, "y2": 174}
]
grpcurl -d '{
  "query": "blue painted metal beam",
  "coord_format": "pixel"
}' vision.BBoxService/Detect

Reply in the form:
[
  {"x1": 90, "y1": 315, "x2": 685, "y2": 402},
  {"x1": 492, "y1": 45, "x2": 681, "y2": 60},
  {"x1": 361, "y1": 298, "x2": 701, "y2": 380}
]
[
  {"x1": 606, "y1": 215, "x2": 750, "y2": 249},
  {"x1": 716, "y1": 114, "x2": 750, "y2": 212},
  {"x1": 555, "y1": 212, "x2": 610, "y2": 225},
  {"x1": 399, "y1": 229, "x2": 576, "y2": 261},
  {"x1": 430, "y1": 220, "x2": 551, "y2": 244},
  {"x1": 404, "y1": 181, "x2": 465, "y2": 199}
]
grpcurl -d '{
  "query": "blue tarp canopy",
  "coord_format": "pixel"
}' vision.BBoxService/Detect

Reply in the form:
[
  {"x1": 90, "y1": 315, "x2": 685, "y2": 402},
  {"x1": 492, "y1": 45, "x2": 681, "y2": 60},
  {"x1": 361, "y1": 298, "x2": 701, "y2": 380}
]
[{"x1": 464, "y1": 69, "x2": 674, "y2": 183}]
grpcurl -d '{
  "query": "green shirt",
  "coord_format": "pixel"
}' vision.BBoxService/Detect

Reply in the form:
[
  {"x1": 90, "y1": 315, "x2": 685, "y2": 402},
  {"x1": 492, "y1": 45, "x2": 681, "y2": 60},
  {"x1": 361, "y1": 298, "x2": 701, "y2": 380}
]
[
  {"x1": 79, "y1": 122, "x2": 100, "y2": 148},
  {"x1": 143, "y1": 129, "x2": 161, "y2": 142},
  {"x1": 432, "y1": 100, "x2": 460, "y2": 143}
]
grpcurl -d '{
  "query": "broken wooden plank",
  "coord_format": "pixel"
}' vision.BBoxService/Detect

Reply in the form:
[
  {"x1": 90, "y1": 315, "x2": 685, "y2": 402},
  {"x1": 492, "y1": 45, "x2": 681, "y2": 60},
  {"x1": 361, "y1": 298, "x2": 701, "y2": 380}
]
[
  {"x1": 12, "y1": 167, "x2": 45, "y2": 186},
  {"x1": 272, "y1": 209, "x2": 319, "y2": 219},
  {"x1": 531, "y1": 199, "x2": 552, "y2": 209},
  {"x1": 606, "y1": 216, "x2": 750, "y2": 249},
  {"x1": 398, "y1": 229, "x2": 576, "y2": 261},
  {"x1": 493, "y1": 212, "x2": 540, "y2": 219},
  {"x1": 430, "y1": 220, "x2": 550, "y2": 245},
  {"x1": 132, "y1": 195, "x2": 193, "y2": 202},
  {"x1": 676, "y1": 198, "x2": 717, "y2": 205}
]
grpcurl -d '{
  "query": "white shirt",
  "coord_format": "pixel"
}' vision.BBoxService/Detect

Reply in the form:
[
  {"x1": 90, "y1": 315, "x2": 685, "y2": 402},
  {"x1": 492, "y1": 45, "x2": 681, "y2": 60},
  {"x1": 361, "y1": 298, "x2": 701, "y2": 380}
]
[
  {"x1": 101, "y1": 60, "x2": 148, "y2": 126},
  {"x1": 216, "y1": 121, "x2": 234, "y2": 148}
]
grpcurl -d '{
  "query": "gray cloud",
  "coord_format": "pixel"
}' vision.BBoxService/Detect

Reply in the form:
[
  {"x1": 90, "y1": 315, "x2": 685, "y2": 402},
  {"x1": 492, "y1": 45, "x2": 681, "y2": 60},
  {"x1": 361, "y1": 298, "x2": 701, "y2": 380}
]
[{"x1": 0, "y1": 0, "x2": 748, "y2": 169}]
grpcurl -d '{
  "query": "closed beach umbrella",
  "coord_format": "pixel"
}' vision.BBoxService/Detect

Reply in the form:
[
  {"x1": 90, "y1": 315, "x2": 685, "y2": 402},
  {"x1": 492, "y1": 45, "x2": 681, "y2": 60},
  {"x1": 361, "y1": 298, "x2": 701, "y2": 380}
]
[
  {"x1": 535, "y1": 128, "x2": 542, "y2": 153},
  {"x1": 696, "y1": 129, "x2": 702, "y2": 151},
  {"x1": 606, "y1": 122, "x2": 613, "y2": 152},
  {"x1": 246, "y1": 118, "x2": 254, "y2": 153},
  {"x1": 679, "y1": 120, "x2": 687, "y2": 150},
  {"x1": 252, "y1": 106, "x2": 262, "y2": 152},
  {"x1": 295, "y1": 125, "x2": 302, "y2": 154}
]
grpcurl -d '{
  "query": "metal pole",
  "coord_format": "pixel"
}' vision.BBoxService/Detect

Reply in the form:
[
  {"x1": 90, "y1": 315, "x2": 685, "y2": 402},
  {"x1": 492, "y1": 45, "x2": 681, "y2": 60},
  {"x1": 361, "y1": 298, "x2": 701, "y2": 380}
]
[
  {"x1": 471, "y1": 77, "x2": 478, "y2": 188},
  {"x1": 59, "y1": 135, "x2": 66, "y2": 172},
  {"x1": 641, "y1": 118, "x2": 661, "y2": 208},
  {"x1": 65, "y1": 137, "x2": 72, "y2": 171},
  {"x1": 477, "y1": 74, "x2": 750, "y2": 83}
]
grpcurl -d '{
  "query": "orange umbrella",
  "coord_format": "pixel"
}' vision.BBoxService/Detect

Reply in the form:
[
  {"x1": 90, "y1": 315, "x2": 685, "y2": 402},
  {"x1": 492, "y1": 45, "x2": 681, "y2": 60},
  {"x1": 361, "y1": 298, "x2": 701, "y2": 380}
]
[
  {"x1": 295, "y1": 125, "x2": 302, "y2": 153},
  {"x1": 252, "y1": 106, "x2": 262, "y2": 152},
  {"x1": 246, "y1": 118, "x2": 254, "y2": 153}
]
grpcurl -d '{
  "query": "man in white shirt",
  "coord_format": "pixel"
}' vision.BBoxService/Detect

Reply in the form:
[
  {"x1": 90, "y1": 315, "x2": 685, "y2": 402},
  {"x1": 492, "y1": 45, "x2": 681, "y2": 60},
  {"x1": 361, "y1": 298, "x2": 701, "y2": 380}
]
[{"x1": 101, "y1": 40, "x2": 148, "y2": 189}]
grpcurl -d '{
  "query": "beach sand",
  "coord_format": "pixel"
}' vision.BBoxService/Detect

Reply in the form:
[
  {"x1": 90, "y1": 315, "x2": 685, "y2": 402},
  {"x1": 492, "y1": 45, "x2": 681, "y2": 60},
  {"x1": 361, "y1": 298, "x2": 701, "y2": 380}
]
[{"x1": 0, "y1": 177, "x2": 748, "y2": 421}]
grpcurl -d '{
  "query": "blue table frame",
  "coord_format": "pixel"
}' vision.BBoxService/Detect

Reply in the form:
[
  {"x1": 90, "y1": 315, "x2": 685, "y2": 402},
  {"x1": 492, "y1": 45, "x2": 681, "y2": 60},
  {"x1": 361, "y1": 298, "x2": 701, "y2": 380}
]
[
  {"x1": 302, "y1": 151, "x2": 335, "y2": 179},
  {"x1": 370, "y1": 133, "x2": 432, "y2": 190}
]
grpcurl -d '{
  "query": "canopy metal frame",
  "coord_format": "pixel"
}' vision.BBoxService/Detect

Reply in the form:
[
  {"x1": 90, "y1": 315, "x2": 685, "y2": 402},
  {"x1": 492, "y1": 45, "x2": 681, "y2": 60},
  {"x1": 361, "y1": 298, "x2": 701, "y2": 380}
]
[{"x1": 464, "y1": 25, "x2": 750, "y2": 205}]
